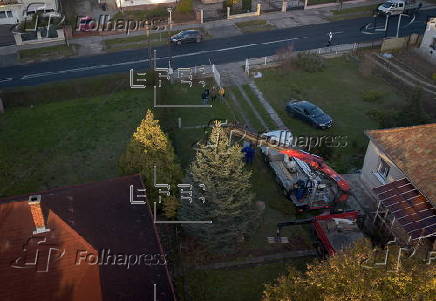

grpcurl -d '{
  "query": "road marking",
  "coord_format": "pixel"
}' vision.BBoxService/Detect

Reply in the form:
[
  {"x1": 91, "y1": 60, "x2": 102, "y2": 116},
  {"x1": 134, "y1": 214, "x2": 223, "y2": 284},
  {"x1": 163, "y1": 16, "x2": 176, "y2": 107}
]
[
  {"x1": 172, "y1": 50, "x2": 208, "y2": 58},
  {"x1": 0, "y1": 78, "x2": 12, "y2": 83},
  {"x1": 261, "y1": 38, "x2": 299, "y2": 45},
  {"x1": 22, "y1": 72, "x2": 56, "y2": 79},
  {"x1": 214, "y1": 44, "x2": 257, "y2": 52}
]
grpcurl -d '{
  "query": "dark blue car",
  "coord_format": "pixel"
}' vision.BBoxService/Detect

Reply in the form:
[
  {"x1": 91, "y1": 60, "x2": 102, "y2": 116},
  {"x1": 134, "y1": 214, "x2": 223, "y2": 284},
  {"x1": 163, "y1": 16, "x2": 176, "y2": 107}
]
[{"x1": 286, "y1": 100, "x2": 333, "y2": 129}]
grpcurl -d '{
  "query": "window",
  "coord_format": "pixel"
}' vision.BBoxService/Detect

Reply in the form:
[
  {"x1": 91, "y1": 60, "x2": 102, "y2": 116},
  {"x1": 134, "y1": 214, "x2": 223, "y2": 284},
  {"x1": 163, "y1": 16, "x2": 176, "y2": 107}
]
[
  {"x1": 7, "y1": 11, "x2": 12, "y2": 18},
  {"x1": 0, "y1": 11, "x2": 6, "y2": 19},
  {"x1": 377, "y1": 158, "x2": 390, "y2": 180}
]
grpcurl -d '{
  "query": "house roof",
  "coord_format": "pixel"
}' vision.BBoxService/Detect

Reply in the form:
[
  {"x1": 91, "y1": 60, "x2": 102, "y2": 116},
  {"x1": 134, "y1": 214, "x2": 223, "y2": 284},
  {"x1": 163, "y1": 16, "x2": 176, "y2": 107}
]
[
  {"x1": 0, "y1": 203, "x2": 102, "y2": 301},
  {"x1": 373, "y1": 178, "x2": 436, "y2": 241},
  {"x1": 366, "y1": 123, "x2": 436, "y2": 206},
  {"x1": 0, "y1": 175, "x2": 176, "y2": 301}
]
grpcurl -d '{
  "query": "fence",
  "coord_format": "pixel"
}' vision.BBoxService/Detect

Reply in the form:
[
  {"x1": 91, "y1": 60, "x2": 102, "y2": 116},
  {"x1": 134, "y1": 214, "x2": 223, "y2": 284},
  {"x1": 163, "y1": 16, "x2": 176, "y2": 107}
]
[
  {"x1": 212, "y1": 64, "x2": 221, "y2": 87},
  {"x1": 243, "y1": 40, "x2": 383, "y2": 72}
]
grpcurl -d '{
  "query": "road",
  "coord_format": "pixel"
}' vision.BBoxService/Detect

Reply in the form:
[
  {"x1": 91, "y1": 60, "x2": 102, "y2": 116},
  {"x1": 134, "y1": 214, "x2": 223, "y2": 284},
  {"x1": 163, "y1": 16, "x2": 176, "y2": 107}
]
[{"x1": 0, "y1": 9, "x2": 435, "y2": 88}]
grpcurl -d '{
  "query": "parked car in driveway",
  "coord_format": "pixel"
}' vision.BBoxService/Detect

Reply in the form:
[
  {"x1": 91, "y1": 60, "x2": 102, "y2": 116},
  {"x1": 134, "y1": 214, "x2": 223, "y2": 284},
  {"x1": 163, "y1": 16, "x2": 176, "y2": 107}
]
[
  {"x1": 170, "y1": 30, "x2": 202, "y2": 45},
  {"x1": 286, "y1": 100, "x2": 333, "y2": 129}
]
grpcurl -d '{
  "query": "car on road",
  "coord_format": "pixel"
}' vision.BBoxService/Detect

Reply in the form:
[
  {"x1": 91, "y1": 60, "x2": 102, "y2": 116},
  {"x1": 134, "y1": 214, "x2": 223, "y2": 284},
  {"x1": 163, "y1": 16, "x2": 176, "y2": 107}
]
[
  {"x1": 170, "y1": 30, "x2": 202, "y2": 45},
  {"x1": 286, "y1": 100, "x2": 333, "y2": 129}
]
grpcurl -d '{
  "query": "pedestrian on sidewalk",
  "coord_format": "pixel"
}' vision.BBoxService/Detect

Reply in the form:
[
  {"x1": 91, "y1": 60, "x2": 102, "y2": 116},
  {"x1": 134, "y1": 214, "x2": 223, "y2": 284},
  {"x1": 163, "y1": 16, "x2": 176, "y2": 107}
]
[
  {"x1": 327, "y1": 31, "x2": 333, "y2": 47},
  {"x1": 218, "y1": 87, "x2": 225, "y2": 103}
]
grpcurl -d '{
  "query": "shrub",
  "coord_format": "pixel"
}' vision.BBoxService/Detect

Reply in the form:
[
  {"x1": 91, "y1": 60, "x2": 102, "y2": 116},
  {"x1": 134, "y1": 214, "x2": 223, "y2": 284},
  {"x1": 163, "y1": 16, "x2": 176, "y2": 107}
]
[
  {"x1": 362, "y1": 90, "x2": 384, "y2": 103},
  {"x1": 176, "y1": 0, "x2": 193, "y2": 13},
  {"x1": 295, "y1": 52, "x2": 325, "y2": 72},
  {"x1": 223, "y1": 0, "x2": 241, "y2": 9},
  {"x1": 432, "y1": 73, "x2": 436, "y2": 82},
  {"x1": 276, "y1": 45, "x2": 295, "y2": 71}
]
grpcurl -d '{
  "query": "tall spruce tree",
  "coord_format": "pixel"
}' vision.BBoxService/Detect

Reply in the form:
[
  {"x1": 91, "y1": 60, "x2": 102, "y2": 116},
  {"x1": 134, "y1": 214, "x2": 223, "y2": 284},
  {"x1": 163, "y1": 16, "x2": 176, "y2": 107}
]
[
  {"x1": 178, "y1": 122, "x2": 259, "y2": 252},
  {"x1": 119, "y1": 109, "x2": 182, "y2": 218}
]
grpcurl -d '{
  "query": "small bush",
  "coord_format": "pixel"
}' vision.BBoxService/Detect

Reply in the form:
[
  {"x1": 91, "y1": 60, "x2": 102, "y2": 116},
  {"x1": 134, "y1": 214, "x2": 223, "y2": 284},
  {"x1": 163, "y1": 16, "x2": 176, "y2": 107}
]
[
  {"x1": 295, "y1": 52, "x2": 325, "y2": 72},
  {"x1": 176, "y1": 0, "x2": 193, "y2": 13},
  {"x1": 432, "y1": 73, "x2": 436, "y2": 82},
  {"x1": 362, "y1": 90, "x2": 384, "y2": 103},
  {"x1": 276, "y1": 45, "x2": 295, "y2": 71}
]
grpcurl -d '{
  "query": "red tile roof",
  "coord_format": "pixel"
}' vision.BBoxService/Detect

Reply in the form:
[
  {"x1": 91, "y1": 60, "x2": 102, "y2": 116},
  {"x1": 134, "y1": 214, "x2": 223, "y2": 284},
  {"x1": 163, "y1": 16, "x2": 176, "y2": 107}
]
[
  {"x1": 0, "y1": 202, "x2": 102, "y2": 301},
  {"x1": 0, "y1": 175, "x2": 176, "y2": 301},
  {"x1": 366, "y1": 123, "x2": 436, "y2": 206}
]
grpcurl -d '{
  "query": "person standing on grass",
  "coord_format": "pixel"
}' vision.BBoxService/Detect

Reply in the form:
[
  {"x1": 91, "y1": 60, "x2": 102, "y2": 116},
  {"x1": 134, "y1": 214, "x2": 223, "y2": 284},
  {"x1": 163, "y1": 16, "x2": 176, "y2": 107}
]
[
  {"x1": 201, "y1": 90, "x2": 209, "y2": 105},
  {"x1": 210, "y1": 86, "x2": 217, "y2": 102},
  {"x1": 218, "y1": 87, "x2": 225, "y2": 102}
]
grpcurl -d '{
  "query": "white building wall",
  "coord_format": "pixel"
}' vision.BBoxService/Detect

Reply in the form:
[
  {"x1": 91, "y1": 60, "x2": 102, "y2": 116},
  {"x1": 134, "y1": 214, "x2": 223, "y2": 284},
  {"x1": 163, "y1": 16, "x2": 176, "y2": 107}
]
[
  {"x1": 418, "y1": 17, "x2": 436, "y2": 63},
  {"x1": 360, "y1": 141, "x2": 405, "y2": 201}
]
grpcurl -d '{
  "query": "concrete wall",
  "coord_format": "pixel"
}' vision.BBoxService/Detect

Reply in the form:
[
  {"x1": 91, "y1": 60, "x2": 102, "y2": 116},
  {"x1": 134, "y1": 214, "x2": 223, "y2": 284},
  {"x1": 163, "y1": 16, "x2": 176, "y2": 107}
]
[
  {"x1": 360, "y1": 141, "x2": 405, "y2": 201},
  {"x1": 418, "y1": 17, "x2": 436, "y2": 64}
]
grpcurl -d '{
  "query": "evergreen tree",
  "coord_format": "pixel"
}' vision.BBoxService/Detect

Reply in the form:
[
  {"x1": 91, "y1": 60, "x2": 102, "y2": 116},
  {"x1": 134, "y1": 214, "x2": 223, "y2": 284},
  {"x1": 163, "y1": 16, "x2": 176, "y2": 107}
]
[
  {"x1": 119, "y1": 109, "x2": 182, "y2": 218},
  {"x1": 178, "y1": 122, "x2": 259, "y2": 252}
]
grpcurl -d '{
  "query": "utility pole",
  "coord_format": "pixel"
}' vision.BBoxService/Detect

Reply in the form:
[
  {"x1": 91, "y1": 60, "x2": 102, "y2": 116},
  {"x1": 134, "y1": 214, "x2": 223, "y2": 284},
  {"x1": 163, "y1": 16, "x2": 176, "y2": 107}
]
[{"x1": 167, "y1": 7, "x2": 173, "y2": 72}]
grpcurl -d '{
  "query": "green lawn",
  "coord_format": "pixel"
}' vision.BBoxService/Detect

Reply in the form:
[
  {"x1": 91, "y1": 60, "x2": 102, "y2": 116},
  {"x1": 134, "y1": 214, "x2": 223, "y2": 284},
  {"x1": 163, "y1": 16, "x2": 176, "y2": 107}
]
[
  {"x1": 235, "y1": 20, "x2": 276, "y2": 33},
  {"x1": 181, "y1": 258, "x2": 312, "y2": 301},
  {"x1": 0, "y1": 77, "x2": 233, "y2": 197},
  {"x1": 255, "y1": 57, "x2": 408, "y2": 173},
  {"x1": 331, "y1": 4, "x2": 379, "y2": 15},
  {"x1": 103, "y1": 31, "x2": 176, "y2": 47},
  {"x1": 18, "y1": 44, "x2": 78, "y2": 62},
  {"x1": 328, "y1": 3, "x2": 380, "y2": 21}
]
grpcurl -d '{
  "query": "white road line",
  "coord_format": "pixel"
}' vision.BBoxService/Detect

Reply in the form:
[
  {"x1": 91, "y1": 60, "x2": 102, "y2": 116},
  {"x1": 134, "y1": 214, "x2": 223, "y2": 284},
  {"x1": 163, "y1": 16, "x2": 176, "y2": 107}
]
[
  {"x1": 214, "y1": 44, "x2": 258, "y2": 52},
  {"x1": 261, "y1": 38, "x2": 299, "y2": 45},
  {"x1": 172, "y1": 50, "x2": 208, "y2": 58},
  {"x1": 22, "y1": 72, "x2": 56, "y2": 79},
  {"x1": 0, "y1": 78, "x2": 12, "y2": 83}
]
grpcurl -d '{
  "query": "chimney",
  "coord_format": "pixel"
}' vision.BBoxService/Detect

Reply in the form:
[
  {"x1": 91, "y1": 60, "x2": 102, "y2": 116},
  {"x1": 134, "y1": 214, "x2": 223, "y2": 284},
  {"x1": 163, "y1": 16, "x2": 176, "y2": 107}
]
[{"x1": 28, "y1": 195, "x2": 50, "y2": 235}]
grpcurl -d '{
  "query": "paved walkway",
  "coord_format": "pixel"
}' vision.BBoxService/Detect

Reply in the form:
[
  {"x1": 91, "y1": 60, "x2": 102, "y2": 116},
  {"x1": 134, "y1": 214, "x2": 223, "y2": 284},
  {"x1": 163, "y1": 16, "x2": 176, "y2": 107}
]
[
  {"x1": 218, "y1": 61, "x2": 286, "y2": 131},
  {"x1": 248, "y1": 81, "x2": 287, "y2": 129}
]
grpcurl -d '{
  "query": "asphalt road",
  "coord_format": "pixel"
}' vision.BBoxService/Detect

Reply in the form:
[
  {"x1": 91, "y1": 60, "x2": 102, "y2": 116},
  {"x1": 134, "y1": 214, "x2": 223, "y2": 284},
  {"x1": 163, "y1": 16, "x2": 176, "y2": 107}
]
[{"x1": 1, "y1": 9, "x2": 435, "y2": 88}]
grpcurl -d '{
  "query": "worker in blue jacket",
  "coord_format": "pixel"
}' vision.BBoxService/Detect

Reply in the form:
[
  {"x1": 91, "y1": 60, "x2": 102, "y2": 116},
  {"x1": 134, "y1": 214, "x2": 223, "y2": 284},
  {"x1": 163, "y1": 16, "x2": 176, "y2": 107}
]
[{"x1": 241, "y1": 143, "x2": 255, "y2": 164}]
